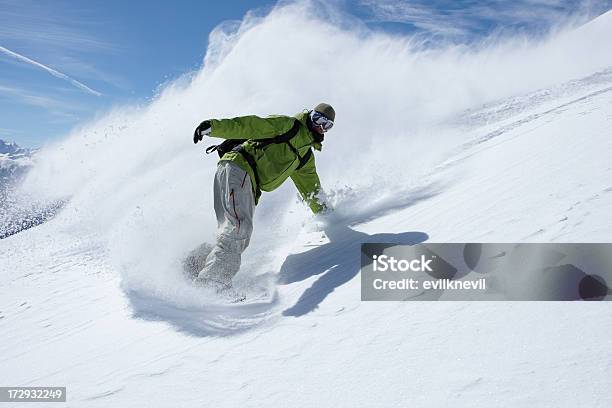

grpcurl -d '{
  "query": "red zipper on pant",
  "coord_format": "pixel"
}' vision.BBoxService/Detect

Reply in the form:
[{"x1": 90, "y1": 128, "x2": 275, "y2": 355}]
[{"x1": 229, "y1": 189, "x2": 241, "y2": 232}]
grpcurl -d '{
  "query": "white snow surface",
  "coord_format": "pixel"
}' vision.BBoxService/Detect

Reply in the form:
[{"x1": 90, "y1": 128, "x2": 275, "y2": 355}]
[{"x1": 1, "y1": 3, "x2": 612, "y2": 407}]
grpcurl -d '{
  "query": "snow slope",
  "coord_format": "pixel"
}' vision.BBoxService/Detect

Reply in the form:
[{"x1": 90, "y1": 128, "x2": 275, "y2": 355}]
[
  {"x1": 1, "y1": 4, "x2": 612, "y2": 407},
  {"x1": 0, "y1": 140, "x2": 54, "y2": 240}
]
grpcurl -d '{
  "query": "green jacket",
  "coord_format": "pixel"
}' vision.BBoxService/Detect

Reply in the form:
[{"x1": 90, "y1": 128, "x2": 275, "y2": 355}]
[{"x1": 208, "y1": 111, "x2": 326, "y2": 213}]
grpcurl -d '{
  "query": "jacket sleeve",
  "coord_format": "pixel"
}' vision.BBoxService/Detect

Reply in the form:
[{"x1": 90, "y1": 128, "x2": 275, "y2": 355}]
[
  {"x1": 291, "y1": 151, "x2": 326, "y2": 214},
  {"x1": 209, "y1": 115, "x2": 295, "y2": 140}
]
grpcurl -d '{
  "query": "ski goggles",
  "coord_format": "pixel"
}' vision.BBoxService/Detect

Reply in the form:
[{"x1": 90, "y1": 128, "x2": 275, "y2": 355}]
[{"x1": 310, "y1": 110, "x2": 334, "y2": 132}]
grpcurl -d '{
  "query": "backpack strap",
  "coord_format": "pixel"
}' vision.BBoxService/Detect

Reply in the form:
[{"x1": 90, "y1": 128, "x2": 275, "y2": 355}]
[
  {"x1": 296, "y1": 148, "x2": 313, "y2": 170},
  {"x1": 253, "y1": 119, "x2": 301, "y2": 148},
  {"x1": 234, "y1": 145, "x2": 263, "y2": 201},
  {"x1": 205, "y1": 139, "x2": 246, "y2": 158},
  {"x1": 208, "y1": 119, "x2": 306, "y2": 201},
  {"x1": 205, "y1": 119, "x2": 299, "y2": 157}
]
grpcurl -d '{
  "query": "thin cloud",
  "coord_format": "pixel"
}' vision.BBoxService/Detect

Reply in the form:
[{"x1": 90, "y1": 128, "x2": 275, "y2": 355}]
[
  {"x1": 0, "y1": 127, "x2": 22, "y2": 136},
  {"x1": 358, "y1": 0, "x2": 612, "y2": 38},
  {"x1": 0, "y1": 0, "x2": 116, "y2": 52},
  {"x1": 0, "y1": 45, "x2": 102, "y2": 96},
  {"x1": 0, "y1": 84, "x2": 84, "y2": 125},
  {"x1": 0, "y1": 84, "x2": 80, "y2": 110},
  {"x1": 359, "y1": 1, "x2": 471, "y2": 36}
]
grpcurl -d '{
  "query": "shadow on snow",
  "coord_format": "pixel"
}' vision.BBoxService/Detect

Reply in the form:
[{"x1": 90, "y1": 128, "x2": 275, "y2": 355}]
[
  {"x1": 280, "y1": 186, "x2": 436, "y2": 317},
  {"x1": 279, "y1": 224, "x2": 428, "y2": 317}
]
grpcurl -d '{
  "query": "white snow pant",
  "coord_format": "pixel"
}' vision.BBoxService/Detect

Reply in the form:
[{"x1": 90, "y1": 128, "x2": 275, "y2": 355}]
[{"x1": 198, "y1": 161, "x2": 255, "y2": 286}]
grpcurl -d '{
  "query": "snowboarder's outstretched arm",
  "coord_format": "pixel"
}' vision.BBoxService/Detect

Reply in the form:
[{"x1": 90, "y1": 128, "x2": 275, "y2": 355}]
[
  {"x1": 291, "y1": 152, "x2": 327, "y2": 214},
  {"x1": 207, "y1": 115, "x2": 297, "y2": 140}
]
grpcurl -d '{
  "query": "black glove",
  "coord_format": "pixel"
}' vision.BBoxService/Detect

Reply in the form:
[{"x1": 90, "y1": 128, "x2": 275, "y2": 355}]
[{"x1": 193, "y1": 120, "x2": 212, "y2": 144}]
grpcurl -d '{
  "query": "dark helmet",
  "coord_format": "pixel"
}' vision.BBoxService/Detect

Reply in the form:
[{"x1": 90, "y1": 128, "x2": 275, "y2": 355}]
[{"x1": 314, "y1": 103, "x2": 335, "y2": 122}]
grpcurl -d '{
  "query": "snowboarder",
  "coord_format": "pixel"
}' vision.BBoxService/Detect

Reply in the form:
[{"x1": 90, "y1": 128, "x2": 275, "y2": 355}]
[{"x1": 192, "y1": 103, "x2": 335, "y2": 292}]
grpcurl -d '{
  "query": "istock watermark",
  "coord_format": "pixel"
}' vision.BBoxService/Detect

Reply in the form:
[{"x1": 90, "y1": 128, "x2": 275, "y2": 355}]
[
  {"x1": 372, "y1": 254, "x2": 434, "y2": 272},
  {"x1": 361, "y1": 243, "x2": 611, "y2": 301}
]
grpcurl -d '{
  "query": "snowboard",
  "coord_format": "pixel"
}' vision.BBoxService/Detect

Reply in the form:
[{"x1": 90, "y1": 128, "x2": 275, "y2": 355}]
[{"x1": 182, "y1": 242, "x2": 276, "y2": 304}]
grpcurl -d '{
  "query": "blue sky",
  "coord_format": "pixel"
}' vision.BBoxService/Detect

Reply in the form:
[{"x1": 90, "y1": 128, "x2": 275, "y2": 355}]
[{"x1": 1, "y1": 0, "x2": 610, "y2": 147}]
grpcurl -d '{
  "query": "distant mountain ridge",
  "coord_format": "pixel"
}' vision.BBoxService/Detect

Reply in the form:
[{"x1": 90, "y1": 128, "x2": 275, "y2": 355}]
[
  {"x1": 0, "y1": 139, "x2": 60, "y2": 240},
  {"x1": 0, "y1": 139, "x2": 34, "y2": 185},
  {"x1": 0, "y1": 139, "x2": 30, "y2": 156}
]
